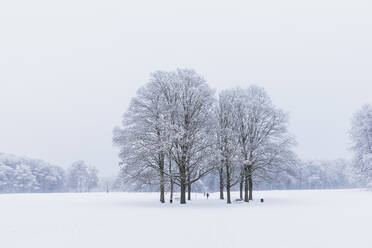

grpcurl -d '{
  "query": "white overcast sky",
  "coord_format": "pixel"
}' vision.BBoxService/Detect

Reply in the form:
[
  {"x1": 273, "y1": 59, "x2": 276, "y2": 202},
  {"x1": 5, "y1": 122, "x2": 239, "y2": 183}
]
[{"x1": 1, "y1": 0, "x2": 371, "y2": 176}]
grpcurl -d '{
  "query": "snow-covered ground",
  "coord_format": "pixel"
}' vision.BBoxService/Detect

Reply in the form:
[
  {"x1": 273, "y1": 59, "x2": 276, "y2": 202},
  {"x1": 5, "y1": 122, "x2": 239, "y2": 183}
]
[{"x1": 1, "y1": 189, "x2": 371, "y2": 248}]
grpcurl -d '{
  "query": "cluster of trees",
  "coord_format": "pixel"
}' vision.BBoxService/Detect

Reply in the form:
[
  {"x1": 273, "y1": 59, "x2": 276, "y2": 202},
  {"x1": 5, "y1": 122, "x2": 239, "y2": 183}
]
[
  {"x1": 113, "y1": 69, "x2": 296, "y2": 204},
  {"x1": 0, "y1": 153, "x2": 65, "y2": 193},
  {"x1": 0, "y1": 153, "x2": 99, "y2": 193},
  {"x1": 350, "y1": 104, "x2": 372, "y2": 185}
]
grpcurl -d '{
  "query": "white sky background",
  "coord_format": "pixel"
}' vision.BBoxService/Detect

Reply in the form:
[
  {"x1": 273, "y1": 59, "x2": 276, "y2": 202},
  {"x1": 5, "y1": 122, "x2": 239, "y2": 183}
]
[{"x1": 0, "y1": 0, "x2": 371, "y2": 176}]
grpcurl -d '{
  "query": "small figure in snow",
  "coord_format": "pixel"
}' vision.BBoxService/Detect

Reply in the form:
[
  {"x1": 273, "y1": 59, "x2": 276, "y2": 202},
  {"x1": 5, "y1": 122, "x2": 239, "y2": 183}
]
[{"x1": 206, "y1": 193, "x2": 209, "y2": 199}]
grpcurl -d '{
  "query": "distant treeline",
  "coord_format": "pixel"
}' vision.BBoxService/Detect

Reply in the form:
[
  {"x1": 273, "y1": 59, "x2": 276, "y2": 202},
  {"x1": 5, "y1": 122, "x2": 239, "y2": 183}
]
[
  {"x1": 0, "y1": 153, "x2": 98, "y2": 193},
  {"x1": 248, "y1": 160, "x2": 360, "y2": 190}
]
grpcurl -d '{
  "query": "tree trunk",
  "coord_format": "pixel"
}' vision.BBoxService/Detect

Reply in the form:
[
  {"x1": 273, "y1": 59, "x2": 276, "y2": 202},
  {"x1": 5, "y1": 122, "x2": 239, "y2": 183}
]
[
  {"x1": 244, "y1": 167, "x2": 249, "y2": 202},
  {"x1": 219, "y1": 167, "x2": 224, "y2": 200},
  {"x1": 226, "y1": 165, "x2": 231, "y2": 204},
  {"x1": 160, "y1": 182, "x2": 165, "y2": 203},
  {"x1": 180, "y1": 166, "x2": 186, "y2": 204},
  {"x1": 180, "y1": 182, "x2": 186, "y2": 204},
  {"x1": 159, "y1": 155, "x2": 165, "y2": 203},
  {"x1": 187, "y1": 182, "x2": 191, "y2": 201},
  {"x1": 170, "y1": 178, "x2": 174, "y2": 203},
  {"x1": 226, "y1": 183, "x2": 231, "y2": 204},
  {"x1": 248, "y1": 166, "x2": 253, "y2": 201},
  {"x1": 169, "y1": 158, "x2": 173, "y2": 203},
  {"x1": 239, "y1": 174, "x2": 243, "y2": 200},
  {"x1": 186, "y1": 167, "x2": 191, "y2": 201}
]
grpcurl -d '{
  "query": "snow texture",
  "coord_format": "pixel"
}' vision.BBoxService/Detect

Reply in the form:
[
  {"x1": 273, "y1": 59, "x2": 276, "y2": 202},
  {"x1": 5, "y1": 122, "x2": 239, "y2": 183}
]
[{"x1": 0, "y1": 189, "x2": 371, "y2": 248}]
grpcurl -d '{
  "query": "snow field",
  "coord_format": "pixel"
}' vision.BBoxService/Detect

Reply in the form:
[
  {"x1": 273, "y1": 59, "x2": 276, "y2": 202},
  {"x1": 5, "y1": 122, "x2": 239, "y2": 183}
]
[{"x1": 1, "y1": 189, "x2": 371, "y2": 248}]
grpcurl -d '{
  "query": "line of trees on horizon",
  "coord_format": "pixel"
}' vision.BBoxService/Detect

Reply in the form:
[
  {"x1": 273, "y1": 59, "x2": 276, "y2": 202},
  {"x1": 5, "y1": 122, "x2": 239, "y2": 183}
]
[
  {"x1": 113, "y1": 69, "x2": 297, "y2": 204},
  {"x1": 0, "y1": 153, "x2": 99, "y2": 193}
]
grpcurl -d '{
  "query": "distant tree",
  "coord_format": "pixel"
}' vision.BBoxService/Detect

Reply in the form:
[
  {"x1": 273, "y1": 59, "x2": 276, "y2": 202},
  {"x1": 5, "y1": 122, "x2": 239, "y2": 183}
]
[
  {"x1": 87, "y1": 166, "x2": 99, "y2": 192},
  {"x1": 254, "y1": 159, "x2": 356, "y2": 190},
  {"x1": 67, "y1": 161, "x2": 98, "y2": 192},
  {"x1": 0, "y1": 164, "x2": 13, "y2": 192},
  {"x1": 42, "y1": 166, "x2": 66, "y2": 192},
  {"x1": 350, "y1": 104, "x2": 372, "y2": 183},
  {"x1": 12, "y1": 164, "x2": 38, "y2": 192}
]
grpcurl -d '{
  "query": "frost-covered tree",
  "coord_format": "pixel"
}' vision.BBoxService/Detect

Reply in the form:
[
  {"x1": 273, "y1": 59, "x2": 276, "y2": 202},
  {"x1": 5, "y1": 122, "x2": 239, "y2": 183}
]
[
  {"x1": 39, "y1": 165, "x2": 66, "y2": 192},
  {"x1": 67, "y1": 161, "x2": 98, "y2": 192},
  {"x1": 0, "y1": 164, "x2": 14, "y2": 192},
  {"x1": 12, "y1": 164, "x2": 38, "y2": 192},
  {"x1": 114, "y1": 69, "x2": 215, "y2": 204},
  {"x1": 87, "y1": 166, "x2": 99, "y2": 191},
  {"x1": 113, "y1": 74, "x2": 172, "y2": 203},
  {"x1": 254, "y1": 159, "x2": 357, "y2": 190},
  {"x1": 113, "y1": 74, "x2": 300, "y2": 203},
  {"x1": 0, "y1": 153, "x2": 66, "y2": 193},
  {"x1": 215, "y1": 90, "x2": 241, "y2": 204},
  {"x1": 232, "y1": 86, "x2": 296, "y2": 201},
  {"x1": 350, "y1": 104, "x2": 372, "y2": 183},
  {"x1": 157, "y1": 69, "x2": 215, "y2": 204}
]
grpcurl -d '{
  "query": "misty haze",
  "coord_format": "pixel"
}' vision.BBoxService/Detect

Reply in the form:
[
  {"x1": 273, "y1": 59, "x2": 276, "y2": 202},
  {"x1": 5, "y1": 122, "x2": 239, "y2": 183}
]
[{"x1": 1, "y1": 1, "x2": 372, "y2": 248}]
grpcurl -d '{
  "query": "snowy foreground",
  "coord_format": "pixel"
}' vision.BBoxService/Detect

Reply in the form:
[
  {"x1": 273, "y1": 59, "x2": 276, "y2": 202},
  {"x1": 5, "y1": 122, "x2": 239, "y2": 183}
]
[{"x1": 1, "y1": 190, "x2": 372, "y2": 248}]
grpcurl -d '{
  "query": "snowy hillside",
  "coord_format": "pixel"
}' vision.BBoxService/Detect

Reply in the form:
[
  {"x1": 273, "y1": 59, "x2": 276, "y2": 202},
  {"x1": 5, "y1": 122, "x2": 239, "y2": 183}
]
[{"x1": 1, "y1": 189, "x2": 371, "y2": 248}]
